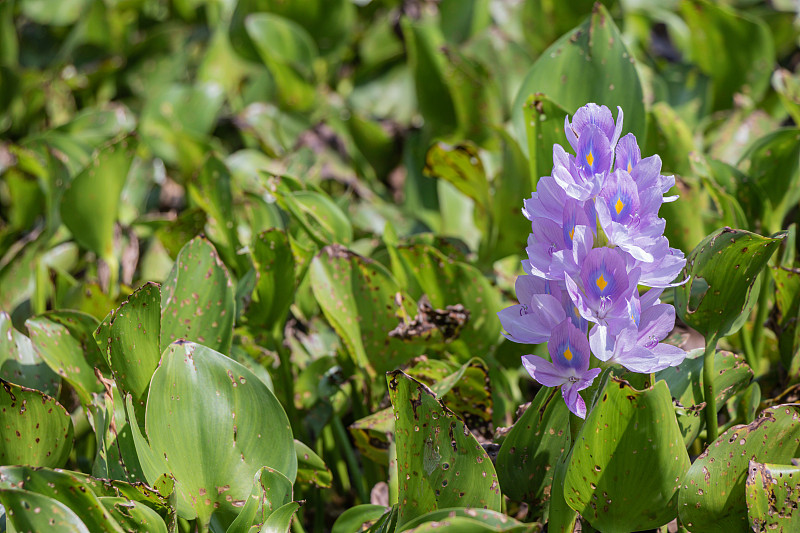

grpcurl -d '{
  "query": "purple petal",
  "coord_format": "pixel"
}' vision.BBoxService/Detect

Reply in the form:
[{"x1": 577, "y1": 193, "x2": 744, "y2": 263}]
[
  {"x1": 548, "y1": 319, "x2": 592, "y2": 373},
  {"x1": 572, "y1": 103, "x2": 615, "y2": 142},
  {"x1": 615, "y1": 134, "x2": 640, "y2": 174},
  {"x1": 562, "y1": 382, "x2": 588, "y2": 419},
  {"x1": 522, "y1": 355, "x2": 567, "y2": 388},
  {"x1": 565, "y1": 115, "x2": 579, "y2": 152},
  {"x1": 610, "y1": 106, "x2": 624, "y2": 147},
  {"x1": 577, "y1": 125, "x2": 613, "y2": 178}
]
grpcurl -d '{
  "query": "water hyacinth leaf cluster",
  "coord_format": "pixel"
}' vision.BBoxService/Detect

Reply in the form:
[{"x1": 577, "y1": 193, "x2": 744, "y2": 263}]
[{"x1": 499, "y1": 102, "x2": 688, "y2": 418}]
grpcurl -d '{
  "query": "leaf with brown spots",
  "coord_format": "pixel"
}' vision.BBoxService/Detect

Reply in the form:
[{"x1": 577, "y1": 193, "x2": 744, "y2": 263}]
[
  {"x1": 0, "y1": 379, "x2": 73, "y2": 468},
  {"x1": 388, "y1": 370, "x2": 501, "y2": 528},
  {"x1": 745, "y1": 461, "x2": 800, "y2": 532},
  {"x1": 564, "y1": 377, "x2": 690, "y2": 533},
  {"x1": 678, "y1": 405, "x2": 800, "y2": 533},
  {"x1": 0, "y1": 311, "x2": 60, "y2": 397},
  {"x1": 160, "y1": 236, "x2": 236, "y2": 355}
]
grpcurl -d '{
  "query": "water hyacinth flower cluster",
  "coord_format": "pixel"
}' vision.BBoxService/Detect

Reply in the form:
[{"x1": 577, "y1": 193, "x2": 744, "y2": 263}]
[{"x1": 499, "y1": 103, "x2": 688, "y2": 418}]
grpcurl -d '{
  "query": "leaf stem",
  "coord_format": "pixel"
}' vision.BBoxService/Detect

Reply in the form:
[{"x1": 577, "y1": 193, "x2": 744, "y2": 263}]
[
  {"x1": 751, "y1": 270, "x2": 771, "y2": 367},
  {"x1": 702, "y1": 336, "x2": 718, "y2": 444},
  {"x1": 331, "y1": 414, "x2": 369, "y2": 504}
]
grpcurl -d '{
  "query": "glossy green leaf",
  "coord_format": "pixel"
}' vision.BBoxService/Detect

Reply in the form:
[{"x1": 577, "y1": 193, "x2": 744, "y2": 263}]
[
  {"x1": 403, "y1": 515, "x2": 537, "y2": 532},
  {"x1": 564, "y1": 378, "x2": 690, "y2": 532},
  {"x1": 521, "y1": 94, "x2": 570, "y2": 187},
  {"x1": 25, "y1": 313, "x2": 105, "y2": 405},
  {"x1": 100, "y1": 497, "x2": 169, "y2": 533},
  {"x1": 657, "y1": 349, "x2": 753, "y2": 446},
  {"x1": 0, "y1": 311, "x2": 60, "y2": 396},
  {"x1": 496, "y1": 387, "x2": 571, "y2": 511},
  {"x1": 60, "y1": 136, "x2": 137, "y2": 261},
  {"x1": 276, "y1": 188, "x2": 353, "y2": 246},
  {"x1": 88, "y1": 380, "x2": 145, "y2": 483},
  {"x1": 332, "y1": 504, "x2": 389, "y2": 533},
  {"x1": 260, "y1": 501, "x2": 301, "y2": 533},
  {"x1": 0, "y1": 488, "x2": 90, "y2": 532},
  {"x1": 745, "y1": 461, "x2": 800, "y2": 531},
  {"x1": 226, "y1": 466, "x2": 293, "y2": 533},
  {"x1": 310, "y1": 246, "x2": 422, "y2": 375},
  {"x1": 678, "y1": 405, "x2": 800, "y2": 532},
  {"x1": 294, "y1": 439, "x2": 332, "y2": 489},
  {"x1": 675, "y1": 227, "x2": 784, "y2": 342},
  {"x1": 248, "y1": 228, "x2": 296, "y2": 330},
  {"x1": 681, "y1": 0, "x2": 774, "y2": 111},
  {"x1": 399, "y1": 508, "x2": 536, "y2": 532},
  {"x1": 0, "y1": 466, "x2": 125, "y2": 532},
  {"x1": 512, "y1": 4, "x2": 645, "y2": 152},
  {"x1": 109, "y1": 282, "x2": 162, "y2": 406},
  {"x1": 160, "y1": 236, "x2": 236, "y2": 355},
  {"x1": 188, "y1": 157, "x2": 242, "y2": 272},
  {"x1": 0, "y1": 380, "x2": 73, "y2": 467},
  {"x1": 388, "y1": 370, "x2": 501, "y2": 528},
  {"x1": 137, "y1": 341, "x2": 296, "y2": 525}
]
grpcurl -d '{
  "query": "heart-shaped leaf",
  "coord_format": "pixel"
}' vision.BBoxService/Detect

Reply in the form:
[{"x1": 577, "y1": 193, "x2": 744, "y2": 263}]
[
  {"x1": 564, "y1": 377, "x2": 690, "y2": 532},
  {"x1": 129, "y1": 341, "x2": 296, "y2": 526},
  {"x1": 675, "y1": 227, "x2": 784, "y2": 342},
  {"x1": 160, "y1": 237, "x2": 236, "y2": 355}
]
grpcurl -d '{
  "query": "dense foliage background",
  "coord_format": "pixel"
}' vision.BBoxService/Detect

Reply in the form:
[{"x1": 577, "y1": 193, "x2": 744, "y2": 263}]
[{"x1": 2, "y1": 0, "x2": 800, "y2": 532}]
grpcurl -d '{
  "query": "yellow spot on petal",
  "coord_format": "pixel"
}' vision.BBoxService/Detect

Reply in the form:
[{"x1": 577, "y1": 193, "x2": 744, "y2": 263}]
[
  {"x1": 569, "y1": 227, "x2": 575, "y2": 240},
  {"x1": 615, "y1": 197, "x2": 625, "y2": 215},
  {"x1": 586, "y1": 152, "x2": 594, "y2": 167},
  {"x1": 563, "y1": 347, "x2": 573, "y2": 361},
  {"x1": 627, "y1": 161, "x2": 632, "y2": 173},
  {"x1": 596, "y1": 273, "x2": 608, "y2": 292}
]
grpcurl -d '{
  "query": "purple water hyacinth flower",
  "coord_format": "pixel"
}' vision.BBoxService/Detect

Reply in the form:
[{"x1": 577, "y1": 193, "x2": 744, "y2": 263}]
[
  {"x1": 523, "y1": 175, "x2": 567, "y2": 224},
  {"x1": 497, "y1": 275, "x2": 566, "y2": 344},
  {"x1": 521, "y1": 319, "x2": 601, "y2": 418},
  {"x1": 552, "y1": 126, "x2": 612, "y2": 201},
  {"x1": 565, "y1": 247, "x2": 640, "y2": 327},
  {"x1": 565, "y1": 104, "x2": 624, "y2": 152},
  {"x1": 526, "y1": 205, "x2": 594, "y2": 280},
  {"x1": 590, "y1": 289, "x2": 686, "y2": 373},
  {"x1": 596, "y1": 169, "x2": 667, "y2": 262}
]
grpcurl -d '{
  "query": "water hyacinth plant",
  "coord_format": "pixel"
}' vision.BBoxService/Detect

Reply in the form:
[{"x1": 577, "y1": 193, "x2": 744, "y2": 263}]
[{"x1": 500, "y1": 103, "x2": 688, "y2": 418}]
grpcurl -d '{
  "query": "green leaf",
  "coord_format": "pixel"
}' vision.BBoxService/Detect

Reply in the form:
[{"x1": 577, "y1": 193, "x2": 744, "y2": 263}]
[
  {"x1": 678, "y1": 405, "x2": 800, "y2": 532},
  {"x1": 244, "y1": 13, "x2": 317, "y2": 112},
  {"x1": 0, "y1": 380, "x2": 73, "y2": 468},
  {"x1": 564, "y1": 378, "x2": 690, "y2": 532},
  {"x1": 394, "y1": 244, "x2": 502, "y2": 356},
  {"x1": 0, "y1": 311, "x2": 60, "y2": 396},
  {"x1": 0, "y1": 467, "x2": 125, "y2": 532},
  {"x1": 19, "y1": 0, "x2": 90, "y2": 26},
  {"x1": 680, "y1": 0, "x2": 774, "y2": 111},
  {"x1": 60, "y1": 136, "x2": 137, "y2": 261},
  {"x1": 521, "y1": 94, "x2": 570, "y2": 188},
  {"x1": 226, "y1": 467, "x2": 293, "y2": 533},
  {"x1": 188, "y1": 157, "x2": 243, "y2": 273},
  {"x1": 248, "y1": 228, "x2": 296, "y2": 331},
  {"x1": 388, "y1": 370, "x2": 501, "y2": 528},
  {"x1": 100, "y1": 497, "x2": 169, "y2": 533},
  {"x1": 260, "y1": 501, "x2": 301, "y2": 533},
  {"x1": 108, "y1": 282, "x2": 162, "y2": 406},
  {"x1": 656, "y1": 349, "x2": 753, "y2": 446},
  {"x1": 399, "y1": 508, "x2": 536, "y2": 532},
  {"x1": 25, "y1": 313, "x2": 105, "y2": 405},
  {"x1": 772, "y1": 266, "x2": 800, "y2": 379},
  {"x1": 332, "y1": 504, "x2": 389, "y2": 533},
  {"x1": 674, "y1": 228, "x2": 784, "y2": 342},
  {"x1": 773, "y1": 68, "x2": 800, "y2": 126},
  {"x1": 0, "y1": 488, "x2": 90, "y2": 532},
  {"x1": 294, "y1": 439, "x2": 332, "y2": 489},
  {"x1": 310, "y1": 245, "x2": 423, "y2": 375},
  {"x1": 738, "y1": 128, "x2": 800, "y2": 233},
  {"x1": 88, "y1": 381, "x2": 145, "y2": 483},
  {"x1": 512, "y1": 4, "x2": 645, "y2": 152},
  {"x1": 160, "y1": 236, "x2": 236, "y2": 355},
  {"x1": 496, "y1": 387, "x2": 571, "y2": 512},
  {"x1": 745, "y1": 461, "x2": 800, "y2": 531},
  {"x1": 276, "y1": 188, "x2": 353, "y2": 246},
  {"x1": 140, "y1": 342, "x2": 296, "y2": 525}
]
